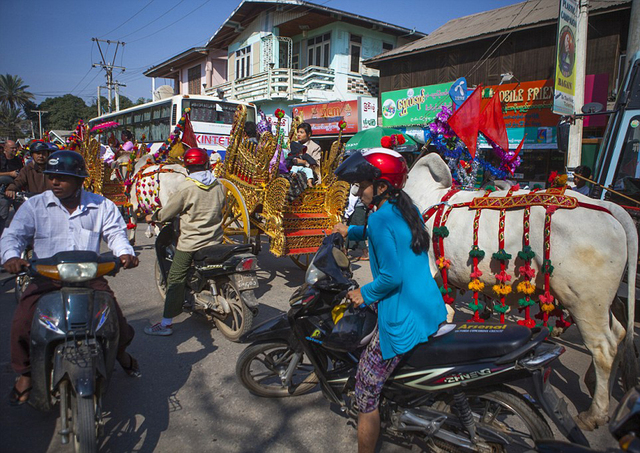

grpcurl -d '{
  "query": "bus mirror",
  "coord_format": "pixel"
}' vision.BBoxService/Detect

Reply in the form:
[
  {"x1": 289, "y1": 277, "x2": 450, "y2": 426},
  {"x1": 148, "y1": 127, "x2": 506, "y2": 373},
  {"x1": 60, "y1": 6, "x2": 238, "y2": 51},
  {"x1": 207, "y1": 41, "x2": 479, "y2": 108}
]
[
  {"x1": 582, "y1": 102, "x2": 604, "y2": 114},
  {"x1": 557, "y1": 118, "x2": 571, "y2": 152}
]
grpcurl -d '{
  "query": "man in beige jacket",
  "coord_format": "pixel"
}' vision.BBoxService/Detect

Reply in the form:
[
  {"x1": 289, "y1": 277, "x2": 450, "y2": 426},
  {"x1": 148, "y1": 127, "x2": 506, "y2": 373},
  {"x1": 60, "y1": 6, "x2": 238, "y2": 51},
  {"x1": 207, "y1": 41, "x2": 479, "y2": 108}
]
[{"x1": 144, "y1": 148, "x2": 225, "y2": 336}]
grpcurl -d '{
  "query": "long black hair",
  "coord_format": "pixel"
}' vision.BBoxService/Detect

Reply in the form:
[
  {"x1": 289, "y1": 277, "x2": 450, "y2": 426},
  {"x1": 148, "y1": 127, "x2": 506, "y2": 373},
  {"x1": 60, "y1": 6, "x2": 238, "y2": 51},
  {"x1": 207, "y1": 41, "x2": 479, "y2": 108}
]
[{"x1": 379, "y1": 183, "x2": 430, "y2": 254}]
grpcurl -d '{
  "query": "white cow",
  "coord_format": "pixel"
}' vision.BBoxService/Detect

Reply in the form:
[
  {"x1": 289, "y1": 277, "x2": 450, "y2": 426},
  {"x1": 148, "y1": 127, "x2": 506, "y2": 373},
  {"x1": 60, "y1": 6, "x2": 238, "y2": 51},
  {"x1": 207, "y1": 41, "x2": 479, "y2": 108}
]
[{"x1": 405, "y1": 153, "x2": 638, "y2": 430}]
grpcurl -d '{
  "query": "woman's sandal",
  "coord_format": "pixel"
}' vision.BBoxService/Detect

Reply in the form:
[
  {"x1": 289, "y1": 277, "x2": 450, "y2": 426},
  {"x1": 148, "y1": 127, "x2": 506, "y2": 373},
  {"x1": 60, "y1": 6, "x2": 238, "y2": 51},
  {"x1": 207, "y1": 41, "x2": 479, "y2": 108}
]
[
  {"x1": 120, "y1": 353, "x2": 141, "y2": 378},
  {"x1": 9, "y1": 384, "x2": 32, "y2": 406}
]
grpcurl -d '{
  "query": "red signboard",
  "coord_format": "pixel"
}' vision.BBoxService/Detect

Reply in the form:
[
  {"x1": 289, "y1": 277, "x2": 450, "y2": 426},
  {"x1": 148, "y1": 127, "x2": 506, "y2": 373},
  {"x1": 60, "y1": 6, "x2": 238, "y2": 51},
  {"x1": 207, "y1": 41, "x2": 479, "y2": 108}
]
[{"x1": 291, "y1": 100, "x2": 359, "y2": 135}]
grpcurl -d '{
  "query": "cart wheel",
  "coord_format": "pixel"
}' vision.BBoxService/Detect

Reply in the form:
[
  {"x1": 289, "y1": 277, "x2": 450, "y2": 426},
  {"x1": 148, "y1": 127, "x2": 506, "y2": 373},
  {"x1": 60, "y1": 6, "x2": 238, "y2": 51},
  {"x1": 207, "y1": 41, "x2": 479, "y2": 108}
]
[
  {"x1": 290, "y1": 254, "x2": 312, "y2": 270},
  {"x1": 219, "y1": 179, "x2": 251, "y2": 245}
]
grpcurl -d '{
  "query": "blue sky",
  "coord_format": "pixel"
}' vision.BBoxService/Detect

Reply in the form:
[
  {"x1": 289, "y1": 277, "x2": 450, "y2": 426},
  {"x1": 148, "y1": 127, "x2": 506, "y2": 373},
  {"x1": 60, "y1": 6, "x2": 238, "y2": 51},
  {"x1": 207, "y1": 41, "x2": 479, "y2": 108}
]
[{"x1": 0, "y1": 0, "x2": 522, "y2": 105}]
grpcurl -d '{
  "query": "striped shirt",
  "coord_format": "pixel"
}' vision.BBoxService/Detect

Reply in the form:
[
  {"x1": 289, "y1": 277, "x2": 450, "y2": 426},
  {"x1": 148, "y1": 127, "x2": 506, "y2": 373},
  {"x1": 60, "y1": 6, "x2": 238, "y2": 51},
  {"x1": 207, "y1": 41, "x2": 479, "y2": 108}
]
[{"x1": 1, "y1": 190, "x2": 134, "y2": 263}]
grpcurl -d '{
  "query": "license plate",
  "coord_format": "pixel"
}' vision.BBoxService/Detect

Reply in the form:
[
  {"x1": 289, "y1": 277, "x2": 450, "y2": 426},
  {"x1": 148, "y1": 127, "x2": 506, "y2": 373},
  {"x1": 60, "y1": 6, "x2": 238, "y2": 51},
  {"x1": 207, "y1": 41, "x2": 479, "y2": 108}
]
[{"x1": 233, "y1": 272, "x2": 259, "y2": 290}]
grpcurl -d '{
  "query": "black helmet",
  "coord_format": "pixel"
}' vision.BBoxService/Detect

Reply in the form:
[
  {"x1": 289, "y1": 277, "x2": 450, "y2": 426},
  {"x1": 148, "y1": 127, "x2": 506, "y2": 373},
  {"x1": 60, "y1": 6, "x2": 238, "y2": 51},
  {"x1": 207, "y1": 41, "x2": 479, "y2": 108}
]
[
  {"x1": 322, "y1": 305, "x2": 377, "y2": 352},
  {"x1": 44, "y1": 150, "x2": 89, "y2": 178},
  {"x1": 29, "y1": 140, "x2": 58, "y2": 155}
]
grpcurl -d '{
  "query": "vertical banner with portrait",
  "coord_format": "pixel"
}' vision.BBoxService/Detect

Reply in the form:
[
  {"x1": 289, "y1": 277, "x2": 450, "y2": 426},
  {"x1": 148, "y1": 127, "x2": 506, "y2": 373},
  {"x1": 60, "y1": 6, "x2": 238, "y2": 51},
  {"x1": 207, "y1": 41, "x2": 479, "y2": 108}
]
[{"x1": 553, "y1": 0, "x2": 578, "y2": 115}]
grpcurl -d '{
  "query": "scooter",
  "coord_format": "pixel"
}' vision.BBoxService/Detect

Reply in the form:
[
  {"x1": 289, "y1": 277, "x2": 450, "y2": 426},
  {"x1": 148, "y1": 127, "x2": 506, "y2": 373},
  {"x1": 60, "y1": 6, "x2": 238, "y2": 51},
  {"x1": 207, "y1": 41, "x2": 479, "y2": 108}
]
[
  {"x1": 236, "y1": 233, "x2": 589, "y2": 452},
  {"x1": 154, "y1": 221, "x2": 259, "y2": 342},
  {"x1": 27, "y1": 250, "x2": 124, "y2": 453}
]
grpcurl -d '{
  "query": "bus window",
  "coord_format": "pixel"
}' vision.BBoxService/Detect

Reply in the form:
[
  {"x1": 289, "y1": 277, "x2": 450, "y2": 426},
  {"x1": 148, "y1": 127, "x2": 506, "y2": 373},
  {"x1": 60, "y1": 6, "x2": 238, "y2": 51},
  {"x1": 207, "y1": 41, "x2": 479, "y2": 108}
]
[
  {"x1": 613, "y1": 115, "x2": 640, "y2": 190},
  {"x1": 150, "y1": 119, "x2": 170, "y2": 142},
  {"x1": 184, "y1": 100, "x2": 239, "y2": 124}
]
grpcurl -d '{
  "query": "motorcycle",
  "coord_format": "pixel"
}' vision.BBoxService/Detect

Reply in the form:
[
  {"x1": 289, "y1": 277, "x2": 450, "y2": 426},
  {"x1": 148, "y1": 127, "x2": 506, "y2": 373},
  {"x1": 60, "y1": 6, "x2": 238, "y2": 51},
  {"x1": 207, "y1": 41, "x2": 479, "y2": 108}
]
[
  {"x1": 236, "y1": 233, "x2": 589, "y2": 452},
  {"x1": 26, "y1": 250, "x2": 125, "y2": 453},
  {"x1": 13, "y1": 191, "x2": 35, "y2": 303},
  {"x1": 535, "y1": 386, "x2": 640, "y2": 453},
  {"x1": 154, "y1": 221, "x2": 259, "y2": 342}
]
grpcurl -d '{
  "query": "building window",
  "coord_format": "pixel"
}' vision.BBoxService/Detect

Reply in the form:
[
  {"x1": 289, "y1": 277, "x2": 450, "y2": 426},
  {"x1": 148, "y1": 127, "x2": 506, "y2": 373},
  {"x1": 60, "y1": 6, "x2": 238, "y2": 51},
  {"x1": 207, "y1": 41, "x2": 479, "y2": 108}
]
[
  {"x1": 350, "y1": 34, "x2": 362, "y2": 73},
  {"x1": 235, "y1": 46, "x2": 251, "y2": 79},
  {"x1": 382, "y1": 42, "x2": 394, "y2": 52},
  {"x1": 292, "y1": 41, "x2": 300, "y2": 69},
  {"x1": 307, "y1": 33, "x2": 331, "y2": 68},
  {"x1": 188, "y1": 65, "x2": 201, "y2": 95}
]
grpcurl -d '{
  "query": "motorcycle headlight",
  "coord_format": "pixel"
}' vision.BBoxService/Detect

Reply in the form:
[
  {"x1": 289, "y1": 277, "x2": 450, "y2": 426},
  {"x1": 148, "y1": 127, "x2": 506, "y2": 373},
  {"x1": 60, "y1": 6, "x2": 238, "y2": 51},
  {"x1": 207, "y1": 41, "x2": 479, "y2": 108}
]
[
  {"x1": 305, "y1": 262, "x2": 326, "y2": 285},
  {"x1": 57, "y1": 262, "x2": 98, "y2": 282}
]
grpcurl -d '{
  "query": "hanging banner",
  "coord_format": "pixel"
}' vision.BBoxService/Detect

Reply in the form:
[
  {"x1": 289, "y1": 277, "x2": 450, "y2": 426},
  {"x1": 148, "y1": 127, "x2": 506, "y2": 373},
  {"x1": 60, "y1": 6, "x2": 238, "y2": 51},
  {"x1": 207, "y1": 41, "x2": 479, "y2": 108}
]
[
  {"x1": 553, "y1": 0, "x2": 578, "y2": 115},
  {"x1": 358, "y1": 97, "x2": 378, "y2": 130},
  {"x1": 291, "y1": 100, "x2": 358, "y2": 135},
  {"x1": 381, "y1": 81, "x2": 454, "y2": 127},
  {"x1": 479, "y1": 79, "x2": 560, "y2": 148}
]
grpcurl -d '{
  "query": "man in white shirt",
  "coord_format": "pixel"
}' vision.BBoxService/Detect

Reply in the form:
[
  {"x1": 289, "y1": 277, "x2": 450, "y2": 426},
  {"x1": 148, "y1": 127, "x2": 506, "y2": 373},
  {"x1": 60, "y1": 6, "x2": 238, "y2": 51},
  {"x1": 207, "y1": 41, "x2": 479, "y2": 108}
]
[{"x1": 1, "y1": 151, "x2": 140, "y2": 404}]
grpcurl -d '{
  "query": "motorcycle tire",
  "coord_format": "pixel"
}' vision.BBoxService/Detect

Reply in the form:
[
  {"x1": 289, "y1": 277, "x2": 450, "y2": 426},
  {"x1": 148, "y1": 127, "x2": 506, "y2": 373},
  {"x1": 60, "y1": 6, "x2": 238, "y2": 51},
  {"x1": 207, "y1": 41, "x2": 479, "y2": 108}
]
[
  {"x1": 236, "y1": 341, "x2": 319, "y2": 397},
  {"x1": 213, "y1": 279, "x2": 254, "y2": 342},
  {"x1": 71, "y1": 393, "x2": 98, "y2": 453},
  {"x1": 154, "y1": 259, "x2": 167, "y2": 299},
  {"x1": 426, "y1": 385, "x2": 552, "y2": 453}
]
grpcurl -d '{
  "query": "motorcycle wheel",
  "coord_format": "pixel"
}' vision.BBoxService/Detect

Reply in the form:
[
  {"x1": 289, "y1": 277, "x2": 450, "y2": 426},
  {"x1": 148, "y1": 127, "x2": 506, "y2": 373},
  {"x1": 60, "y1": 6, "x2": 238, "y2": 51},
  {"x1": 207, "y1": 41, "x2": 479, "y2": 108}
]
[
  {"x1": 426, "y1": 386, "x2": 552, "y2": 453},
  {"x1": 236, "y1": 341, "x2": 319, "y2": 397},
  {"x1": 213, "y1": 279, "x2": 254, "y2": 342},
  {"x1": 154, "y1": 259, "x2": 167, "y2": 299},
  {"x1": 71, "y1": 393, "x2": 98, "y2": 453}
]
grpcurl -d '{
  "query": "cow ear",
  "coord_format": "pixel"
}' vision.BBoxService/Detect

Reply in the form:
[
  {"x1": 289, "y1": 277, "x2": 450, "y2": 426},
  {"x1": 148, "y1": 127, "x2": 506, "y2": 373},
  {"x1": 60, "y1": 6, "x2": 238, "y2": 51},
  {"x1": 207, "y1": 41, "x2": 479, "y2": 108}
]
[{"x1": 413, "y1": 153, "x2": 452, "y2": 189}]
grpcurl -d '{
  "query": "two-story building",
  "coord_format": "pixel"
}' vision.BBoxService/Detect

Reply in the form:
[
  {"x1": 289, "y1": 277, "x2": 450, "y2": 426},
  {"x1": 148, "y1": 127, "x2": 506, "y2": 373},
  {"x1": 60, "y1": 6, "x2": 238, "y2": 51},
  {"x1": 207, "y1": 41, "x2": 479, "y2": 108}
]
[{"x1": 144, "y1": 0, "x2": 424, "y2": 143}]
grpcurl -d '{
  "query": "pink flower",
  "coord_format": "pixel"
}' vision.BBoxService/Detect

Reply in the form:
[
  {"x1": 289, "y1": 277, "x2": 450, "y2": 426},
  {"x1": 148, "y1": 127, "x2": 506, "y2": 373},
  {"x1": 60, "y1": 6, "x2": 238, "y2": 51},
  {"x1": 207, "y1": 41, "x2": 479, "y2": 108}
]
[
  {"x1": 470, "y1": 270, "x2": 483, "y2": 279},
  {"x1": 495, "y1": 272, "x2": 512, "y2": 283},
  {"x1": 538, "y1": 293, "x2": 554, "y2": 304},
  {"x1": 518, "y1": 266, "x2": 536, "y2": 279}
]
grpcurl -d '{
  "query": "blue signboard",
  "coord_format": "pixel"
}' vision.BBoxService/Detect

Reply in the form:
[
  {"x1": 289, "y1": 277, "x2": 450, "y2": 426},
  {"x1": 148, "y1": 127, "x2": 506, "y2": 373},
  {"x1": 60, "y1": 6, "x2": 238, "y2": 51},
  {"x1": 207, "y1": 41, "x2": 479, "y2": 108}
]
[{"x1": 449, "y1": 77, "x2": 468, "y2": 107}]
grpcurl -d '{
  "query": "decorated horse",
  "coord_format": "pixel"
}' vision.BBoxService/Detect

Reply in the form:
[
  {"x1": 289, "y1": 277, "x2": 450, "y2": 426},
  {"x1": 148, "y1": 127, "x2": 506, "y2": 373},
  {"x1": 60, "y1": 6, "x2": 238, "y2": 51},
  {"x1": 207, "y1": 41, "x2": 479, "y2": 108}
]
[{"x1": 405, "y1": 152, "x2": 638, "y2": 430}]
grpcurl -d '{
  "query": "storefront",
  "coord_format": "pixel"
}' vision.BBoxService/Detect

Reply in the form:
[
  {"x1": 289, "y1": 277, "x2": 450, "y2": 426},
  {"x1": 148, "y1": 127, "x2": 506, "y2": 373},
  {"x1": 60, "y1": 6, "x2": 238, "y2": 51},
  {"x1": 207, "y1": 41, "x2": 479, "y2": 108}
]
[{"x1": 290, "y1": 97, "x2": 378, "y2": 151}]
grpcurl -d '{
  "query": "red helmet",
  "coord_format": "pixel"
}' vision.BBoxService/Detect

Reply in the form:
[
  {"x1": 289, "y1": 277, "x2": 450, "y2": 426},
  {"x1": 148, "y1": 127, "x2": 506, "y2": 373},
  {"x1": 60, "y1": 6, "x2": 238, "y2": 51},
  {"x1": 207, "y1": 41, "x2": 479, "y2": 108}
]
[
  {"x1": 335, "y1": 148, "x2": 408, "y2": 189},
  {"x1": 184, "y1": 148, "x2": 209, "y2": 167}
]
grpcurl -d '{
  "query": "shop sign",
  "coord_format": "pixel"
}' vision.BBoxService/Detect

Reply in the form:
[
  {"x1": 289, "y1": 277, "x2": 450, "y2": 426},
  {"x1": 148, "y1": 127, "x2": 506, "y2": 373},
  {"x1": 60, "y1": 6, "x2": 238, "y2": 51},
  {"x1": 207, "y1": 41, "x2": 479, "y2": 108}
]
[
  {"x1": 478, "y1": 79, "x2": 560, "y2": 148},
  {"x1": 381, "y1": 81, "x2": 454, "y2": 127},
  {"x1": 291, "y1": 100, "x2": 358, "y2": 135},
  {"x1": 553, "y1": 0, "x2": 578, "y2": 115},
  {"x1": 359, "y1": 97, "x2": 378, "y2": 130},
  {"x1": 449, "y1": 77, "x2": 469, "y2": 107}
]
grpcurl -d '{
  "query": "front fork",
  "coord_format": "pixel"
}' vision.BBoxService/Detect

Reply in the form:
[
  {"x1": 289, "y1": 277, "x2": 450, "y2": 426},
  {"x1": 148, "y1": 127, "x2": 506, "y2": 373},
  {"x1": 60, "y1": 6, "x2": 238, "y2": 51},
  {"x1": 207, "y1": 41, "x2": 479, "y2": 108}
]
[{"x1": 281, "y1": 351, "x2": 304, "y2": 386}]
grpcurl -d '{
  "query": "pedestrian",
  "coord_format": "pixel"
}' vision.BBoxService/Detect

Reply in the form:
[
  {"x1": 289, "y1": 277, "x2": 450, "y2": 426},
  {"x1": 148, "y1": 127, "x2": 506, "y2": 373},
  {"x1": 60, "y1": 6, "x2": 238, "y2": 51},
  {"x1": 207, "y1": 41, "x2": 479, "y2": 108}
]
[
  {"x1": 332, "y1": 149, "x2": 447, "y2": 453},
  {"x1": 1, "y1": 150, "x2": 141, "y2": 404},
  {"x1": 572, "y1": 165, "x2": 592, "y2": 196},
  {"x1": 0, "y1": 140, "x2": 25, "y2": 235},
  {"x1": 144, "y1": 148, "x2": 225, "y2": 336}
]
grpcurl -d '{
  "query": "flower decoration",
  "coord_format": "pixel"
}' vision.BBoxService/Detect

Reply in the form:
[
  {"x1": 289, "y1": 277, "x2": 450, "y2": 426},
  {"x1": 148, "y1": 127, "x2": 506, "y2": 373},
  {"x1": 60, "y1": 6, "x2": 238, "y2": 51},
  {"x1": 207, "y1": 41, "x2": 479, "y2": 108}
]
[
  {"x1": 380, "y1": 134, "x2": 406, "y2": 150},
  {"x1": 274, "y1": 108, "x2": 285, "y2": 119},
  {"x1": 338, "y1": 120, "x2": 347, "y2": 130}
]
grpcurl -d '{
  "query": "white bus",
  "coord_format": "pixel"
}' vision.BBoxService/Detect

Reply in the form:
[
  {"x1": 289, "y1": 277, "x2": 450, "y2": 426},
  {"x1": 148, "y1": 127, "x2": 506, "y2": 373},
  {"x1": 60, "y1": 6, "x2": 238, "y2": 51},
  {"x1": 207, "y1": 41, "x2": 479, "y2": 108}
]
[{"x1": 88, "y1": 95, "x2": 257, "y2": 159}]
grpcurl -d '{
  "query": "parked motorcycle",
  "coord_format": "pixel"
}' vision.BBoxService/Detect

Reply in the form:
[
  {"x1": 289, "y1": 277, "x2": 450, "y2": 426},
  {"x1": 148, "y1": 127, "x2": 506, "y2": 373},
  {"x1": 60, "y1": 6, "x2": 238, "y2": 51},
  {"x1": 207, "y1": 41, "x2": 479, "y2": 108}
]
[
  {"x1": 535, "y1": 386, "x2": 640, "y2": 453},
  {"x1": 26, "y1": 250, "x2": 124, "y2": 453},
  {"x1": 154, "y1": 221, "x2": 259, "y2": 342},
  {"x1": 236, "y1": 233, "x2": 589, "y2": 452}
]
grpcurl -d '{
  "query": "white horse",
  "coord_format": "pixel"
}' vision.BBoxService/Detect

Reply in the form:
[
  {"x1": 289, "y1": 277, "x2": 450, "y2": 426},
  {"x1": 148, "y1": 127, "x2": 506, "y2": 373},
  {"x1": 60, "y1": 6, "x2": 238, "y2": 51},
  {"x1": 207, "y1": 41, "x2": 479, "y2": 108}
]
[{"x1": 405, "y1": 153, "x2": 638, "y2": 430}]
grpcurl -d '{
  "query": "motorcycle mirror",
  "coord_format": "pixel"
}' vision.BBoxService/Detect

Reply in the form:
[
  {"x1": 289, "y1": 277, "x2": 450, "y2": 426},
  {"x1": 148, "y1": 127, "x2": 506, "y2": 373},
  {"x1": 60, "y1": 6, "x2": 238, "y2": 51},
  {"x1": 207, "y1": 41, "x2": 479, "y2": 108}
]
[{"x1": 582, "y1": 102, "x2": 604, "y2": 114}]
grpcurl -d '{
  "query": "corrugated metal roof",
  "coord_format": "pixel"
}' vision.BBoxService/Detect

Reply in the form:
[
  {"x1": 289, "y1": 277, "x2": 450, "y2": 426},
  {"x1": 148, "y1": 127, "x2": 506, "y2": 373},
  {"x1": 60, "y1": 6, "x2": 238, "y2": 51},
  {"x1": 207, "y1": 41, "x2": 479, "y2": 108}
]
[{"x1": 365, "y1": 0, "x2": 631, "y2": 65}]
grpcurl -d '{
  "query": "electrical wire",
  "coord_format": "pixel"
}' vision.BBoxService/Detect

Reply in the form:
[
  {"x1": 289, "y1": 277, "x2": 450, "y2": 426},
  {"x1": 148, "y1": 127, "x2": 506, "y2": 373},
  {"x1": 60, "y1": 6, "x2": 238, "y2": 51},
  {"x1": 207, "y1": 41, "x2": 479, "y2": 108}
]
[
  {"x1": 98, "y1": 0, "x2": 156, "y2": 38},
  {"x1": 117, "y1": 0, "x2": 186, "y2": 40}
]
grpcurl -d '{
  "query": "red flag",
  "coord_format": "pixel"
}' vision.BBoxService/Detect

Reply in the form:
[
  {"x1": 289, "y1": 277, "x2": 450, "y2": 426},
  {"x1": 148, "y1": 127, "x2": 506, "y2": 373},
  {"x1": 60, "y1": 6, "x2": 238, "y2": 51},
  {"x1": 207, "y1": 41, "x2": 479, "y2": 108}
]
[
  {"x1": 448, "y1": 86, "x2": 482, "y2": 158},
  {"x1": 480, "y1": 94, "x2": 509, "y2": 152},
  {"x1": 181, "y1": 112, "x2": 198, "y2": 148}
]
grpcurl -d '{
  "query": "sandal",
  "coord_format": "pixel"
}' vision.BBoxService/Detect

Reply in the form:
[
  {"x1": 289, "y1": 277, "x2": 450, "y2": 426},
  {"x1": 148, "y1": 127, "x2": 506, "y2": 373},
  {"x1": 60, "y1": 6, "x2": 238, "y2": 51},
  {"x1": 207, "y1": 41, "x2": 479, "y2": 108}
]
[
  {"x1": 9, "y1": 384, "x2": 32, "y2": 406},
  {"x1": 120, "y1": 353, "x2": 141, "y2": 378}
]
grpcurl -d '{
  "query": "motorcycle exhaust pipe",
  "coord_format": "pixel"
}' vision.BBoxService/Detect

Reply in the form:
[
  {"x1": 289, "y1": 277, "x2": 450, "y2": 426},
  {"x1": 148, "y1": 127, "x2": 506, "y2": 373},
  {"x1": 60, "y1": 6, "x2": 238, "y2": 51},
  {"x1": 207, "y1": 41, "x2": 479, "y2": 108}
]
[{"x1": 398, "y1": 410, "x2": 447, "y2": 436}]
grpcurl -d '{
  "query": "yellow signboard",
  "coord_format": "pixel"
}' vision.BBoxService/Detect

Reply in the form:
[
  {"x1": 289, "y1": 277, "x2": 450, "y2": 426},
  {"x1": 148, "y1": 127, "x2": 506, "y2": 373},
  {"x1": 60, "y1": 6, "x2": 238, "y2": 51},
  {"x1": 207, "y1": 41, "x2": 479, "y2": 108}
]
[{"x1": 553, "y1": 0, "x2": 578, "y2": 115}]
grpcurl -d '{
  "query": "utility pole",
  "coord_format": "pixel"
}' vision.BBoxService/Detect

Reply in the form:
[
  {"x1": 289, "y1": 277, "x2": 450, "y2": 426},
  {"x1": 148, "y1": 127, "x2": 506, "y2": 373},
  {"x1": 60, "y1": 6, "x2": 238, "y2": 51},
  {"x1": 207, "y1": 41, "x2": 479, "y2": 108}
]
[
  {"x1": 567, "y1": 0, "x2": 589, "y2": 170},
  {"x1": 32, "y1": 110, "x2": 48, "y2": 139},
  {"x1": 92, "y1": 38, "x2": 126, "y2": 113}
]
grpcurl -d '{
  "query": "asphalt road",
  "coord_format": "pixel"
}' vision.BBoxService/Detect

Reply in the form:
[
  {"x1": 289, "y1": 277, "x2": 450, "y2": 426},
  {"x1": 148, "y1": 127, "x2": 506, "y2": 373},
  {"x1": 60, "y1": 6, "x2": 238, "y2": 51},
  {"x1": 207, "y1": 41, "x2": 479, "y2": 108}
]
[{"x1": 0, "y1": 229, "x2": 636, "y2": 452}]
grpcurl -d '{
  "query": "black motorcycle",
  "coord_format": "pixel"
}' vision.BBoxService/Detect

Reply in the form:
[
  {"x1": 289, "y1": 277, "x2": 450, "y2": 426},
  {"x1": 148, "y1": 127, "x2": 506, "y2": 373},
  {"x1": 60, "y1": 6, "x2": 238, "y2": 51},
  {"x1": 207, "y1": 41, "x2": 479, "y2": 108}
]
[
  {"x1": 26, "y1": 251, "x2": 124, "y2": 453},
  {"x1": 236, "y1": 233, "x2": 589, "y2": 452},
  {"x1": 154, "y1": 222, "x2": 259, "y2": 342}
]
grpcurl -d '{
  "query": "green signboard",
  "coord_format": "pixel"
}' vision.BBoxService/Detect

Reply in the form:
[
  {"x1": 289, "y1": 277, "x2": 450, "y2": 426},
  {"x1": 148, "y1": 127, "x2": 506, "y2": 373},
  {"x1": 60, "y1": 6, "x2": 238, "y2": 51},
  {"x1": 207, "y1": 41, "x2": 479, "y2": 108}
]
[{"x1": 381, "y1": 82, "x2": 454, "y2": 127}]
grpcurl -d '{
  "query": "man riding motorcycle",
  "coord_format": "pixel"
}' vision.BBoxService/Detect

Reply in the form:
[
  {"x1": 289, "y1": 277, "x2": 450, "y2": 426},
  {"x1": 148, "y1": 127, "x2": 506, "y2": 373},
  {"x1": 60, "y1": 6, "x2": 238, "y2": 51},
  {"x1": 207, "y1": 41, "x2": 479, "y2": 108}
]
[
  {"x1": 5, "y1": 140, "x2": 57, "y2": 197},
  {"x1": 1, "y1": 150, "x2": 141, "y2": 405},
  {"x1": 144, "y1": 147, "x2": 225, "y2": 336}
]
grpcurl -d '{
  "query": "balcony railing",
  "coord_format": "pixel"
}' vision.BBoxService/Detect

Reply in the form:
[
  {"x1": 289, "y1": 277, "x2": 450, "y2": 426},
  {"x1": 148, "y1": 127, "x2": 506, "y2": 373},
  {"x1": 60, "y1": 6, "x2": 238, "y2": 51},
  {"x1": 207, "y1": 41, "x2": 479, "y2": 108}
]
[{"x1": 205, "y1": 66, "x2": 335, "y2": 103}]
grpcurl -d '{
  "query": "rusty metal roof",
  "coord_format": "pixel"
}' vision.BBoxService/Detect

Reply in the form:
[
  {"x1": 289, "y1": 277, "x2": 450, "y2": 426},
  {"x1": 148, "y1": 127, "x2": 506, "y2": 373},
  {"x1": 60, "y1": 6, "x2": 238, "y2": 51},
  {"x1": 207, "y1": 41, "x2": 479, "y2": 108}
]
[{"x1": 365, "y1": 0, "x2": 631, "y2": 66}]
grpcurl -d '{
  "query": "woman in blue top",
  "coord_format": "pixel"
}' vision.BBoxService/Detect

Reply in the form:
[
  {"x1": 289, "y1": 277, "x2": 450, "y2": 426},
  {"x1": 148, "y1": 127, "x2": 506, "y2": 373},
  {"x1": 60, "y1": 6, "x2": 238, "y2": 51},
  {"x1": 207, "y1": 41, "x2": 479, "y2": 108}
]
[{"x1": 333, "y1": 148, "x2": 447, "y2": 453}]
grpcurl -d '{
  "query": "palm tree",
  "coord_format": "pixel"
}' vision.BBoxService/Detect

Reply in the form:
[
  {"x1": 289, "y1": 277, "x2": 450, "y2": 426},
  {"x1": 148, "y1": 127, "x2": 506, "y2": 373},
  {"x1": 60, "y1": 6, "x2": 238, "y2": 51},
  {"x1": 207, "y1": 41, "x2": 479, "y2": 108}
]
[
  {"x1": 0, "y1": 74, "x2": 35, "y2": 109},
  {"x1": 0, "y1": 105, "x2": 29, "y2": 140}
]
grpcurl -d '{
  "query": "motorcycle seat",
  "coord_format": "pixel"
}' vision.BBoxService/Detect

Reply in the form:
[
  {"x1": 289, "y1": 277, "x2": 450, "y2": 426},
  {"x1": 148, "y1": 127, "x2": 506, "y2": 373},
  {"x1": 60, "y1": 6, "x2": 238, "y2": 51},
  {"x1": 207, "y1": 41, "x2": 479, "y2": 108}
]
[
  {"x1": 402, "y1": 323, "x2": 532, "y2": 367},
  {"x1": 193, "y1": 243, "x2": 252, "y2": 264}
]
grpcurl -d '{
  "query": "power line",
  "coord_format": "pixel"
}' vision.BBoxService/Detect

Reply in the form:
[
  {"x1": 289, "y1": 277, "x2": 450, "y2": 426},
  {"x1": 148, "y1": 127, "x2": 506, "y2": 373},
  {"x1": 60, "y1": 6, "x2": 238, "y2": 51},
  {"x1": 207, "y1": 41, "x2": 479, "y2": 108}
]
[
  {"x1": 117, "y1": 0, "x2": 186, "y2": 41},
  {"x1": 99, "y1": 0, "x2": 156, "y2": 38},
  {"x1": 92, "y1": 38, "x2": 127, "y2": 112}
]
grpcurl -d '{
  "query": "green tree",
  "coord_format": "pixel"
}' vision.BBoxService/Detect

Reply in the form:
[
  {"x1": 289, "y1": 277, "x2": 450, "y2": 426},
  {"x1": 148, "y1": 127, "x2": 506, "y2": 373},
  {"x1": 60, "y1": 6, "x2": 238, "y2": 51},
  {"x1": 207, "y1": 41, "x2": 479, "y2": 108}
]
[
  {"x1": 136, "y1": 97, "x2": 151, "y2": 105},
  {"x1": 0, "y1": 105, "x2": 29, "y2": 140},
  {"x1": 0, "y1": 74, "x2": 35, "y2": 109},
  {"x1": 38, "y1": 94, "x2": 89, "y2": 130}
]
